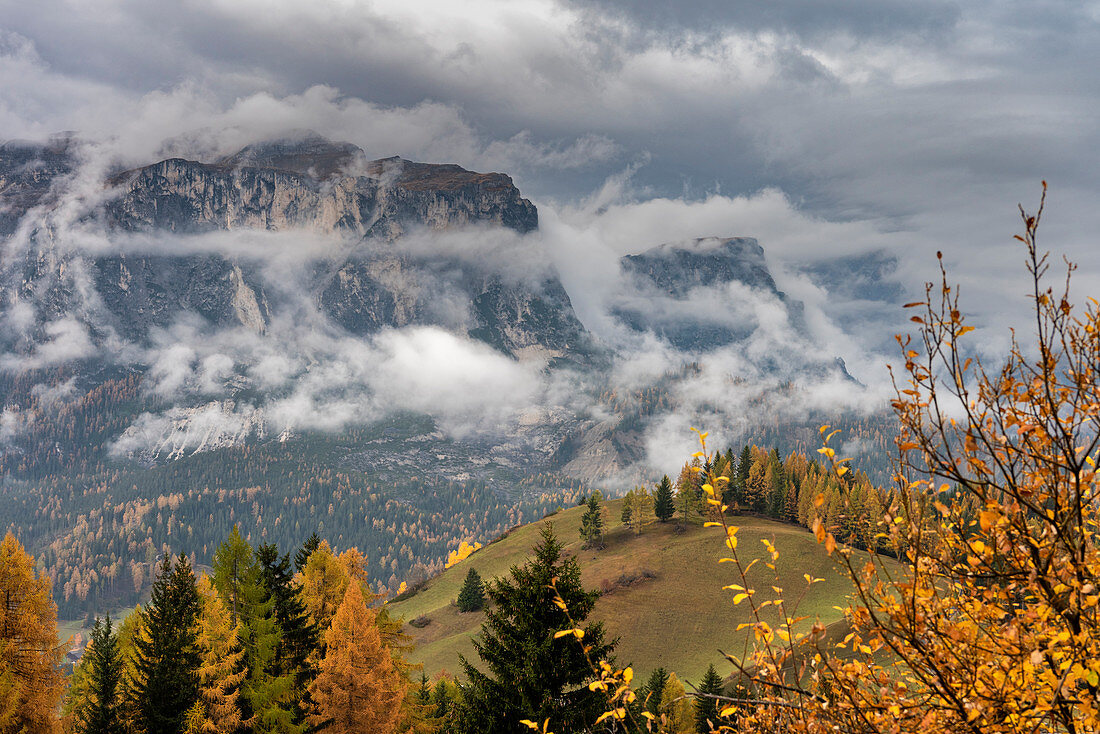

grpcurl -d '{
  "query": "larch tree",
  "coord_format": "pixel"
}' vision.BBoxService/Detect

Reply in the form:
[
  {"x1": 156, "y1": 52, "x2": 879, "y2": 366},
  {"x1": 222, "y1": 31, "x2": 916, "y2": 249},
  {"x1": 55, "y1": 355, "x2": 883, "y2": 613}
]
[
  {"x1": 189, "y1": 575, "x2": 247, "y2": 734},
  {"x1": 658, "y1": 673, "x2": 694, "y2": 734},
  {"x1": 307, "y1": 582, "x2": 406, "y2": 734},
  {"x1": 0, "y1": 532, "x2": 64, "y2": 734}
]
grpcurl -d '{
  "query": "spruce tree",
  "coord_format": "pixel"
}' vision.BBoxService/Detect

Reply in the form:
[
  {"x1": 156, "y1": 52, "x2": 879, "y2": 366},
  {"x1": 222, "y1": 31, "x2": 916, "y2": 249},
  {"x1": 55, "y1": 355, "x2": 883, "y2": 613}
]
[
  {"x1": 694, "y1": 664, "x2": 725, "y2": 733},
  {"x1": 133, "y1": 555, "x2": 201, "y2": 734},
  {"x1": 642, "y1": 667, "x2": 669, "y2": 717},
  {"x1": 735, "y1": 445, "x2": 752, "y2": 507},
  {"x1": 80, "y1": 615, "x2": 123, "y2": 734},
  {"x1": 293, "y1": 532, "x2": 322, "y2": 573},
  {"x1": 256, "y1": 543, "x2": 320, "y2": 721},
  {"x1": 579, "y1": 494, "x2": 604, "y2": 548},
  {"x1": 654, "y1": 475, "x2": 675, "y2": 522},
  {"x1": 456, "y1": 568, "x2": 486, "y2": 613},
  {"x1": 456, "y1": 523, "x2": 615, "y2": 734}
]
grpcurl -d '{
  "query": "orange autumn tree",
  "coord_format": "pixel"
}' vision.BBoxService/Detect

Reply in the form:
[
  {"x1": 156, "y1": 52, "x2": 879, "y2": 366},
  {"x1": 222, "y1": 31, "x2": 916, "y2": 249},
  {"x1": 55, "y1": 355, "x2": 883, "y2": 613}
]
[
  {"x1": 690, "y1": 185, "x2": 1100, "y2": 733},
  {"x1": 308, "y1": 582, "x2": 406, "y2": 734},
  {"x1": 573, "y1": 187, "x2": 1100, "y2": 734},
  {"x1": 0, "y1": 532, "x2": 65, "y2": 734}
]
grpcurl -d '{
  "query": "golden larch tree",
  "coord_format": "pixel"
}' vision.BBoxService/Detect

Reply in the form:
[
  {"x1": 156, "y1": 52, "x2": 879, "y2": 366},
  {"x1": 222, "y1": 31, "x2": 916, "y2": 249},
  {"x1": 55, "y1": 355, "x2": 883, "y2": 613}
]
[
  {"x1": 0, "y1": 532, "x2": 64, "y2": 734},
  {"x1": 186, "y1": 575, "x2": 248, "y2": 734},
  {"x1": 307, "y1": 582, "x2": 406, "y2": 734}
]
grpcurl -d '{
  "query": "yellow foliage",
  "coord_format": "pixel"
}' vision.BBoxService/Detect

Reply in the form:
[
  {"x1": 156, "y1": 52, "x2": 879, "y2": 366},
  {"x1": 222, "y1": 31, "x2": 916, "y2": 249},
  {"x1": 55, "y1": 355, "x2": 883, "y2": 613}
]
[{"x1": 444, "y1": 540, "x2": 482, "y2": 569}]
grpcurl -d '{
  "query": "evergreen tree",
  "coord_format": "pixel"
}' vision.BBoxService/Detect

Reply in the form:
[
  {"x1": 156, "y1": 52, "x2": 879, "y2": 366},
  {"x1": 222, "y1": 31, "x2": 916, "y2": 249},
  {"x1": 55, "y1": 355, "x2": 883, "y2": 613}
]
[
  {"x1": 132, "y1": 555, "x2": 201, "y2": 734},
  {"x1": 654, "y1": 475, "x2": 675, "y2": 522},
  {"x1": 642, "y1": 667, "x2": 669, "y2": 717},
  {"x1": 256, "y1": 543, "x2": 319, "y2": 721},
  {"x1": 293, "y1": 532, "x2": 322, "y2": 573},
  {"x1": 456, "y1": 523, "x2": 615, "y2": 734},
  {"x1": 456, "y1": 568, "x2": 486, "y2": 613},
  {"x1": 694, "y1": 664, "x2": 724, "y2": 733},
  {"x1": 735, "y1": 445, "x2": 752, "y2": 507},
  {"x1": 721, "y1": 448, "x2": 738, "y2": 505},
  {"x1": 308, "y1": 582, "x2": 406, "y2": 734},
  {"x1": 79, "y1": 615, "x2": 123, "y2": 734},
  {"x1": 578, "y1": 494, "x2": 604, "y2": 549}
]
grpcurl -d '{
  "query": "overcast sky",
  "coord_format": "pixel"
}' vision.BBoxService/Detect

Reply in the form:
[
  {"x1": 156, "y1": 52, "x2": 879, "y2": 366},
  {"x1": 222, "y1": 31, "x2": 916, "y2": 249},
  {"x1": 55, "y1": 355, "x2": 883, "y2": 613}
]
[{"x1": 3, "y1": 0, "x2": 1099, "y2": 368}]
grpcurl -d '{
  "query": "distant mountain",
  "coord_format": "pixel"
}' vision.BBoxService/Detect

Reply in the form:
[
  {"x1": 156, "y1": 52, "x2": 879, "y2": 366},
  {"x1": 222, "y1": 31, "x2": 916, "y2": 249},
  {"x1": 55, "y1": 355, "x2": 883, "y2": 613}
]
[
  {"x1": 614, "y1": 236, "x2": 807, "y2": 350},
  {"x1": 0, "y1": 133, "x2": 887, "y2": 622},
  {"x1": 2, "y1": 134, "x2": 584, "y2": 361}
]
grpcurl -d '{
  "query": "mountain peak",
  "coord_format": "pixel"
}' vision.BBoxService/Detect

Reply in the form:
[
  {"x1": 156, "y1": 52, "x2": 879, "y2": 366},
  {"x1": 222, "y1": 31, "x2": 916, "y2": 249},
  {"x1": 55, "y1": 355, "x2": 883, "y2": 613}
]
[{"x1": 216, "y1": 131, "x2": 365, "y2": 180}]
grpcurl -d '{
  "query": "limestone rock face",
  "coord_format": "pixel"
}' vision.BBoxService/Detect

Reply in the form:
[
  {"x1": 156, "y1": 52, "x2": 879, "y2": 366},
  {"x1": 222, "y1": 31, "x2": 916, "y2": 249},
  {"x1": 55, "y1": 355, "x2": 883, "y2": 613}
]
[
  {"x1": 615, "y1": 236, "x2": 807, "y2": 350},
  {"x1": 1, "y1": 135, "x2": 579, "y2": 361},
  {"x1": 104, "y1": 139, "x2": 538, "y2": 236}
]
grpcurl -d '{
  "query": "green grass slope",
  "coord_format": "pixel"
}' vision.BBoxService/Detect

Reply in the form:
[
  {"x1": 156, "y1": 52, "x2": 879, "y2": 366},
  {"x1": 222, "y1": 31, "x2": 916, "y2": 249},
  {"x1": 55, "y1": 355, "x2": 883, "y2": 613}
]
[{"x1": 387, "y1": 499, "x2": 860, "y2": 685}]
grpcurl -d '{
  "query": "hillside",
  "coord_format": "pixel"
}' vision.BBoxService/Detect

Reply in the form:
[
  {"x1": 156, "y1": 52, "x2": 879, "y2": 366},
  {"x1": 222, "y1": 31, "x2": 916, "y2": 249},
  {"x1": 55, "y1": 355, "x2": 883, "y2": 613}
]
[{"x1": 387, "y1": 499, "x2": 859, "y2": 685}]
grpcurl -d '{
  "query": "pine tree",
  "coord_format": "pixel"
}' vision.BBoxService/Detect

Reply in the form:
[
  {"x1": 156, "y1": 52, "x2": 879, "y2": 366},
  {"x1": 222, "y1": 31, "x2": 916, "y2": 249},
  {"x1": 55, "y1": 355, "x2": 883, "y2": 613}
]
[
  {"x1": 456, "y1": 569, "x2": 486, "y2": 613},
  {"x1": 293, "y1": 533, "x2": 322, "y2": 573},
  {"x1": 132, "y1": 554, "x2": 201, "y2": 734},
  {"x1": 642, "y1": 667, "x2": 669, "y2": 717},
  {"x1": 694, "y1": 664, "x2": 724, "y2": 733},
  {"x1": 0, "y1": 532, "x2": 64, "y2": 733},
  {"x1": 578, "y1": 495, "x2": 604, "y2": 549},
  {"x1": 654, "y1": 475, "x2": 675, "y2": 522},
  {"x1": 659, "y1": 673, "x2": 695, "y2": 734},
  {"x1": 456, "y1": 523, "x2": 614, "y2": 734},
  {"x1": 308, "y1": 583, "x2": 406, "y2": 734},
  {"x1": 256, "y1": 543, "x2": 319, "y2": 722},
  {"x1": 79, "y1": 615, "x2": 123, "y2": 734},
  {"x1": 190, "y1": 575, "x2": 247, "y2": 734}
]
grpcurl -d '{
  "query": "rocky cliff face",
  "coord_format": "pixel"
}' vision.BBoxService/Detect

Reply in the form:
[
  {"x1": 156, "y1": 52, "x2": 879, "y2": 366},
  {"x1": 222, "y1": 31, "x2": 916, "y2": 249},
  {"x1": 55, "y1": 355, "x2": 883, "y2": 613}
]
[
  {"x1": 0, "y1": 136, "x2": 75, "y2": 237},
  {"x1": 1, "y1": 135, "x2": 581, "y2": 361},
  {"x1": 105, "y1": 138, "x2": 538, "y2": 237},
  {"x1": 614, "y1": 236, "x2": 807, "y2": 350}
]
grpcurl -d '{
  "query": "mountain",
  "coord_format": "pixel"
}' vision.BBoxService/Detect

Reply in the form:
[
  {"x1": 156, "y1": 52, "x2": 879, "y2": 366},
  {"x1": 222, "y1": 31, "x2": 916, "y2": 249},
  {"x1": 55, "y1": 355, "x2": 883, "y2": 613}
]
[
  {"x1": 0, "y1": 132, "x2": 885, "y2": 622},
  {"x1": 2, "y1": 134, "x2": 583, "y2": 361},
  {"x1": 614, "y1": 236, "x2": 808, "y2": 350}
]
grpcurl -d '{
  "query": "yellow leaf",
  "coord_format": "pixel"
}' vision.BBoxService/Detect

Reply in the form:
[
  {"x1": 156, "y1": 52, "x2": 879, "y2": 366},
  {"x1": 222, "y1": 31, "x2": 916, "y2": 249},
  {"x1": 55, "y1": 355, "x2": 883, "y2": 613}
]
[{"x1": 733, "y1": 593, "x2": 749, "y2": 605}]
